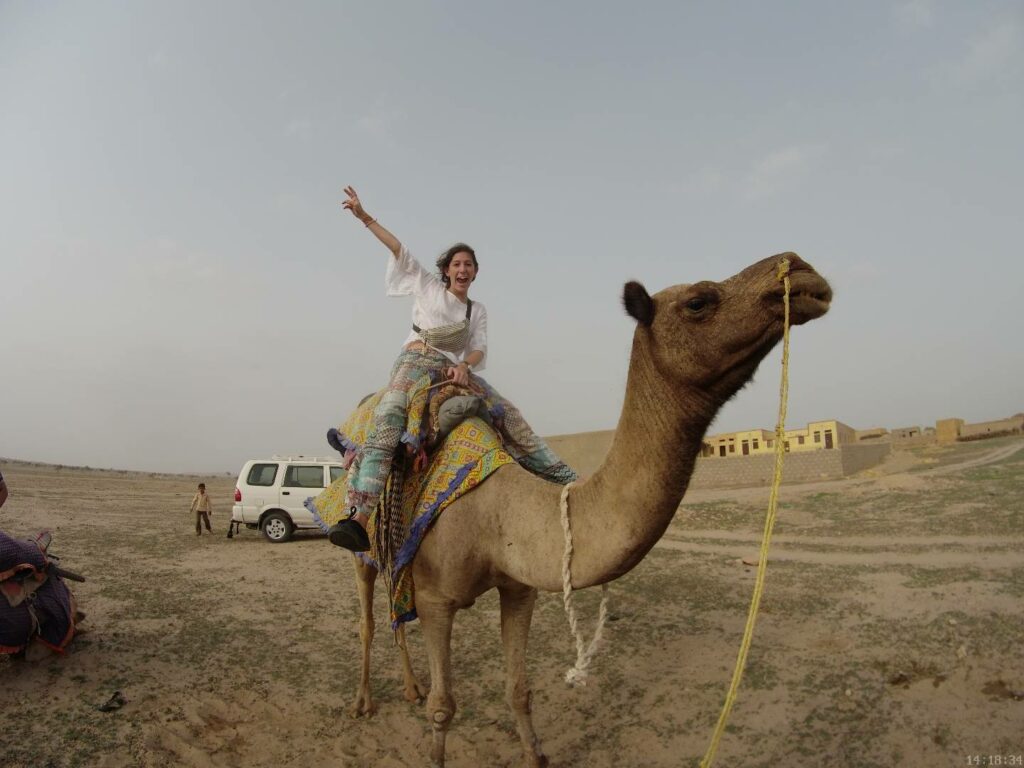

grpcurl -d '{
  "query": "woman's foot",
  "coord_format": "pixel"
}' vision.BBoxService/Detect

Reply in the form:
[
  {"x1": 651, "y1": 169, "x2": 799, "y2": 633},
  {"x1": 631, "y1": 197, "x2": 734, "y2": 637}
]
[{"x1": 328, "y1": 515, "x2": 370, "y2": 552}]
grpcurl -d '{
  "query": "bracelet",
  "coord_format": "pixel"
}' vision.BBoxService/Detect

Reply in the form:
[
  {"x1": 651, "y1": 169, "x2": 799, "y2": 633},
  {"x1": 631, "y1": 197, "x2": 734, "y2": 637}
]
[{"x1": 363, "y1": 217, "x2": 377, "y2": 228}]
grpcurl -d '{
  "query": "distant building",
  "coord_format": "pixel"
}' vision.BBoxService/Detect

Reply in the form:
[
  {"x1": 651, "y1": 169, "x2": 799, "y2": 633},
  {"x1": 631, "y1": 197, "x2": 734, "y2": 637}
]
[
  {"x1": 961, "y1": 414, "x2": 1023, "y2": 438},
  {"x1": 936, "y1": 418, "x2": 965, "y2": 443},
  {"x1": 701, "y1": 420, "x2": 856, "y2": 458},
  {"x1": 935, "y1": 414, "x2": 1023, "y2": 443},
  {"x1": 891, "y1": 426, "x2": 922, "y2": 441},
  {"x1": 855, "y1": 427, "x2": 889, "y2": 441}
]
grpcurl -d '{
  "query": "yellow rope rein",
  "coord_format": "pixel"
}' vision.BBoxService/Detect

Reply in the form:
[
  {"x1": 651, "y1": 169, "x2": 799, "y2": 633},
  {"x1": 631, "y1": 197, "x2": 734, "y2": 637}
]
[{"x1": 700, "y1": 257, "x2": 792, "y2": 768}]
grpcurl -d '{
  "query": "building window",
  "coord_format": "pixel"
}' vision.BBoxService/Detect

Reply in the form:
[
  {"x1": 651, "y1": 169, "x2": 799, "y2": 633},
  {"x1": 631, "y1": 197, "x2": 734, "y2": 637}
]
[
  {"x1": 814, "y1": 431, "x2": 821, "y2": 443},
  {"x1": 766, "y1": 440, "x2": 773, "y2": 448},
  {"x1": 753, "y1": 440, "x2": 759, "y2": 450},
  {"x1": 729, "y1": 445, "x2": 735, "y2": 453},
  {"x1": 784, "y1": 441, "x2": 791, "y2": 452},
  {"x1": 798, "y1": 436, "x2": 805, "y2": 445}
]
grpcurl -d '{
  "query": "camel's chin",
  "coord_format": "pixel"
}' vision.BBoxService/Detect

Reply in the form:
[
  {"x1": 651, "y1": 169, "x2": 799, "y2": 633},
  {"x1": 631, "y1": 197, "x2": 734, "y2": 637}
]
[{"x1": 788, "y1": 295, "x2": 831, "y2": 324}]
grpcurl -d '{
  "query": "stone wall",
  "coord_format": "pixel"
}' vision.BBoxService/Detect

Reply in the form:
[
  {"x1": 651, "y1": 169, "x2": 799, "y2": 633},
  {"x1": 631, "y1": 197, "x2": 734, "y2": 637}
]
[
  {"x1": 688, "y1": 442, "x2": 891, "y2": 489},
  {"x1": 546, "y1": 429, "x2": 892, "y2": 489},
  {"x1": 960, "y1": 415, "x2": 1024, "y2": 438},
  {"x1": 889, "y1": 433, "x2": 936, "y2": 448},
  {"x1": 840, "y1": 442, "x2": 893, "y2": 475}
]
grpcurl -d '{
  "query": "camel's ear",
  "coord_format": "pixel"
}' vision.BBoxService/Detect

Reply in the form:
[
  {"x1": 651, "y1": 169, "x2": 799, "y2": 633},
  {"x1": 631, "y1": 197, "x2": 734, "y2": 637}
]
[{"x1": 622, "y1": 281, "x2": 654, "y2": 326}]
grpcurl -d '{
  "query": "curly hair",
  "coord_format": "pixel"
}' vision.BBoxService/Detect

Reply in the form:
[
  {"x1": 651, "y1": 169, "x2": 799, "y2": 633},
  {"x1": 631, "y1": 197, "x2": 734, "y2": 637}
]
[{"x1": 435, "y1": 243, "x2": 479, "y2": 287}]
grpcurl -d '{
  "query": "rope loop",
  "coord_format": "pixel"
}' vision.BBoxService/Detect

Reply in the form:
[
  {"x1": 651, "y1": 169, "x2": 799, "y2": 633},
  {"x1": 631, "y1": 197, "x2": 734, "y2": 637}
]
[{"x1": 560, "y1": 481, "x2": 610, "y2": 686}]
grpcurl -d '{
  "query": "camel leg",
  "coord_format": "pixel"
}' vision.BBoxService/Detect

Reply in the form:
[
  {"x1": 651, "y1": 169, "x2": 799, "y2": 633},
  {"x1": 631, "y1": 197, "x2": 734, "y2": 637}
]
[
  {"x1": 349, "y1": 555, "x2": 378, "y2": 717},
  {"x1": 417, "y1": 598, "x2": 458, "y2": 768},
  {"x1": 396, "y1": 624, "x2": 427, "y2": 702},
  {"x1": 499, "y1": 585, "x2": 548, "y2": 768}
]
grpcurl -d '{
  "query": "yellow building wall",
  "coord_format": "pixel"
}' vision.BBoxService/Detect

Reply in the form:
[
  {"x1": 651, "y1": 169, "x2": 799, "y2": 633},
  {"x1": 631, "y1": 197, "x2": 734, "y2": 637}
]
[
  {"x1": 702, "y1": 428, "x2": 774, "y2": 457},
  {"x1": 703, "y1": 421, "x2": 854, "y2": 457}
]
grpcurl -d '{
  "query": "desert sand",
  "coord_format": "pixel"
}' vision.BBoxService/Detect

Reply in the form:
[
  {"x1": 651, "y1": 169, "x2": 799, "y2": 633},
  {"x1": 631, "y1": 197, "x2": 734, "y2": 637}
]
[{"x1": 1, "y1": 436, "x2": 1022, "y2": 767}]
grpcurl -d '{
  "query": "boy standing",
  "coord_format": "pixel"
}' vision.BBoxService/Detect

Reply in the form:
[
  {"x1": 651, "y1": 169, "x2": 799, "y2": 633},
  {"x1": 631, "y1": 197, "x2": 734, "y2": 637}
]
[{"x1": 189, "y1": 483, "x2": 213, "y2": 535}]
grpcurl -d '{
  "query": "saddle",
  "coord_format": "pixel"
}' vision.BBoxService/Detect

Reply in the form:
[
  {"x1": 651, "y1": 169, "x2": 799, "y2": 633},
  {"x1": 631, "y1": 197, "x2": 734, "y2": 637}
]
[
  {"x1": 0, "y1": 530, "x2": 84, "y2": 658},
  {"x1": 330, "y1": 378, "x2": 487, "y2": 472}
]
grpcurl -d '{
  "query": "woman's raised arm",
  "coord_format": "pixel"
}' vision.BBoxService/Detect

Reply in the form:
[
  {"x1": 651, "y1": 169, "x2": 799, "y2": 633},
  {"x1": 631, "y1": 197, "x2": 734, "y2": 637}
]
[{"x1": 342, "y1": 186, "x2": 402, "y2": 257}]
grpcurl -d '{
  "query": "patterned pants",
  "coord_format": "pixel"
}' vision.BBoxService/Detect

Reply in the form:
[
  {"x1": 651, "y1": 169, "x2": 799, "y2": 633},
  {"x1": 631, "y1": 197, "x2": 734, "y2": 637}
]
[{"x1": 344, "y1": 347, "x2": 576, "y2": 516}]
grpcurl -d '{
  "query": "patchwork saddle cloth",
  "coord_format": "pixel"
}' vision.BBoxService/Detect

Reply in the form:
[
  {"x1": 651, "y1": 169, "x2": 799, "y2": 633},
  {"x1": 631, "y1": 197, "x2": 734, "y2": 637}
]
[
  {"x1": 307, "y1": 377, "x2": 516, "y2": 627},
  {"x1": 0, "y1": 531, "x2": 76, "y2": 655}
]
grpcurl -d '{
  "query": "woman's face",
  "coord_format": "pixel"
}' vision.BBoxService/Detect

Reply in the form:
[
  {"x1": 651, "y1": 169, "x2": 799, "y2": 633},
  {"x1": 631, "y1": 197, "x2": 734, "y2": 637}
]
[{"x1": 445, "y1": 252, "x2": 477, "y2": 297}]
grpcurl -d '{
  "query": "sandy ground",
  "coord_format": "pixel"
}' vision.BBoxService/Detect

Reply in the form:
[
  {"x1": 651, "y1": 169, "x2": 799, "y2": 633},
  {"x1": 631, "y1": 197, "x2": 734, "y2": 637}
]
[{"x1": 1, "y1": 436, "x2": 1022, "y2": 767}]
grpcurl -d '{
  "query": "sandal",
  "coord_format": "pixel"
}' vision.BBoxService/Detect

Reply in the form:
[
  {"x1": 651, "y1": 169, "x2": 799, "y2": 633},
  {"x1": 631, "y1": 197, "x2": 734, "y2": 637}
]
[{"x1": 328, "y1": 519, "x2": 370, "y2": 552}]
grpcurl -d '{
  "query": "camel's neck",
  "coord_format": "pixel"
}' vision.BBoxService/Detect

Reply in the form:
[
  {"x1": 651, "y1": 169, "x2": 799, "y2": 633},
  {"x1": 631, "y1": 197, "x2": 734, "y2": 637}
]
[{"x1": 566, "y1": 334, "x2": 720, "y2": 588}]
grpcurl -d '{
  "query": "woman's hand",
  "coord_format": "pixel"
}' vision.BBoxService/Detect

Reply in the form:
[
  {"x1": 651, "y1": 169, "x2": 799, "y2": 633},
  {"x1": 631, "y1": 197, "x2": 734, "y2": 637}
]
[
  {"x1": 445, "y1": 362, "x2": 471, "y2": 387},
  {"x1": 343, "y1": 186, "x2": 402, "y2": 256},
  {"x1": 342, "y1": 186, "x2": 372, "y2": 223}
]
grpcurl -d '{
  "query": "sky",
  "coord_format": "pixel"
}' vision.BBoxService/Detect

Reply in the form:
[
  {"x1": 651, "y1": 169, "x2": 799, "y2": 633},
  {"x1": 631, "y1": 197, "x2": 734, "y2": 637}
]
[{"x1": 1, "y1": 0, "x2": 1022, "y2": 473}]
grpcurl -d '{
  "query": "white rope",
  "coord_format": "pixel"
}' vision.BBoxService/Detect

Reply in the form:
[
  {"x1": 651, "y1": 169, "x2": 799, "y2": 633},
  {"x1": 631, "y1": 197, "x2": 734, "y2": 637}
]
[{"x1": 560, "y1": 481, "x2": 610, "y2": 686}]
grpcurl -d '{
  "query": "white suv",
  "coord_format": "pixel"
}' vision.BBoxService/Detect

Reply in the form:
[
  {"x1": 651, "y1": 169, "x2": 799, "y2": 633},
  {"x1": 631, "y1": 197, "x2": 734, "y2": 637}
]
[{"x1": 230, "y1": 456, "x2": 345, "y2": 543}]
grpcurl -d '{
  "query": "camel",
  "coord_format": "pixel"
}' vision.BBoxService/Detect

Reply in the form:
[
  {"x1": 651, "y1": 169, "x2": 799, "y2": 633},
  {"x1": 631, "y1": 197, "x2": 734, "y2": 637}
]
[{"x1": 347, "y1": 252, "x2": 832, "y2": 767}]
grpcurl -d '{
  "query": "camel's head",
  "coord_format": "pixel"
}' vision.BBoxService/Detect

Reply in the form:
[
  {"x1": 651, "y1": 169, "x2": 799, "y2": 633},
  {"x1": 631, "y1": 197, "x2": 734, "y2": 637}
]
[{"x1": 623, "y1": 252, "x2": 831, "y2": 399}]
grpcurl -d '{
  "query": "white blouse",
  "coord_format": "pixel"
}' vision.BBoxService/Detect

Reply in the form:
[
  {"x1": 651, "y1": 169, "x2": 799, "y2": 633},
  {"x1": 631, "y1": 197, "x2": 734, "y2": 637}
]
[{"x1": 385, "y1": 246, "x2": 488, "y2": 371}]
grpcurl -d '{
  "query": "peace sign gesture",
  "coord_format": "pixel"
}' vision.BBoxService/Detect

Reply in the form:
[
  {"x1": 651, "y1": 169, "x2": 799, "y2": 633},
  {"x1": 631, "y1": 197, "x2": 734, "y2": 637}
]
[
  {"x1": 342, "y1": 185, "x2": 401, "y2": 254},
  {"x1": 342, "y1": 186, "x2": 371, "y2": 223}
]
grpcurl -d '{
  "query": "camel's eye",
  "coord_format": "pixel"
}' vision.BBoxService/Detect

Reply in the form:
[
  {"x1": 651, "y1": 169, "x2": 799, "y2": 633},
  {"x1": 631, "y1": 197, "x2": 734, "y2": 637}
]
[{"x1": 680, "y1": 286, "x2": 718, "y2": 318}]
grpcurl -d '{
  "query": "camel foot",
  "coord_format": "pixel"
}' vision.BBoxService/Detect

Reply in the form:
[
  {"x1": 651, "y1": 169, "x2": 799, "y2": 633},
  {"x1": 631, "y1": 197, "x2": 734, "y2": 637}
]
[
  {"x1": 429, "y1": 710, "x2": 452, "y2": 767},
  {"x1": 347, "y1": 691, "x2": 377, "y2": 718},
  {"x1": 403, "y1": 679, "x2": 427, "y2": 703}
]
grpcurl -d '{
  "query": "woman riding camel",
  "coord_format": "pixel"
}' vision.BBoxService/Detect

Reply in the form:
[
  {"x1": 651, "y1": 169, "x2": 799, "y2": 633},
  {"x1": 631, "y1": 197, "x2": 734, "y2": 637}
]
[{"x1": 326, "y1": 186, "x2": 576, "y2": 551}]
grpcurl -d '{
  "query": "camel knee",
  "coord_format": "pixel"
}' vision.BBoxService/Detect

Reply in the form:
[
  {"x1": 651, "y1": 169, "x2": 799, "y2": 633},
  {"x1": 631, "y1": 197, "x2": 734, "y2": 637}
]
[
  {"x1": 505, "y1": 682, "x2": 532, "y2": 715},
  {"x1": 427, "y1": 693, "x2": 456, "y2": 731}
]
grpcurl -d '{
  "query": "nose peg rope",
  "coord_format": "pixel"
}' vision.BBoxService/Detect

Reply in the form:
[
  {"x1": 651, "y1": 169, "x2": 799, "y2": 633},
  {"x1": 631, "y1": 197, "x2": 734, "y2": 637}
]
[
  {"x1": 557, "y1": 257, "x2": 794, "y2": 729},
  {"x1": 700, "y1": 257, "x2": 792, "y2": 767}
]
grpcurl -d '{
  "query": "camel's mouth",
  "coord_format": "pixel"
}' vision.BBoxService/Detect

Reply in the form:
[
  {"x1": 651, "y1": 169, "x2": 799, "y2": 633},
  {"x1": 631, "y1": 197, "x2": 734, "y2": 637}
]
[{"x1": 770, "y1": 270, "x2": 832, "y2": 325}]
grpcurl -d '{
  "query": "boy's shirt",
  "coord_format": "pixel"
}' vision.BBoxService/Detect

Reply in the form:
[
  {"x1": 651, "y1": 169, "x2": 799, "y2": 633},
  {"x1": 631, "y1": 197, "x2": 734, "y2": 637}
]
[{"x1": 189, "y1": 492, "x2": 212, "y2": 514}]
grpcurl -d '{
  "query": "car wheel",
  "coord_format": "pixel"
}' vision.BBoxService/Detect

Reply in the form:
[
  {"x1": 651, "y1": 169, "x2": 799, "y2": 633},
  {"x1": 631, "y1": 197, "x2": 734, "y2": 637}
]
[{"x1": 262, "y1": 512, "x2": 293, "y2": 543}]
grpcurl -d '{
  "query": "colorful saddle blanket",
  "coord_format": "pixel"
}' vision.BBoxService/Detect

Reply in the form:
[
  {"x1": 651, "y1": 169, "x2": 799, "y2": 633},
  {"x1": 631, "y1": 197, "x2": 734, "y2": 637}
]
[{"x1": 307, "y1": 381, "x2": 515, "y2": 627}]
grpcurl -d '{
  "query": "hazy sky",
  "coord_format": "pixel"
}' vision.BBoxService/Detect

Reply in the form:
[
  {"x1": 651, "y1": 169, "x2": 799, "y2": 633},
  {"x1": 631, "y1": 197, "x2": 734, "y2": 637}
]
[{"x1": 2, "y1": 1, "x2": 1022, "y2": 473}]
